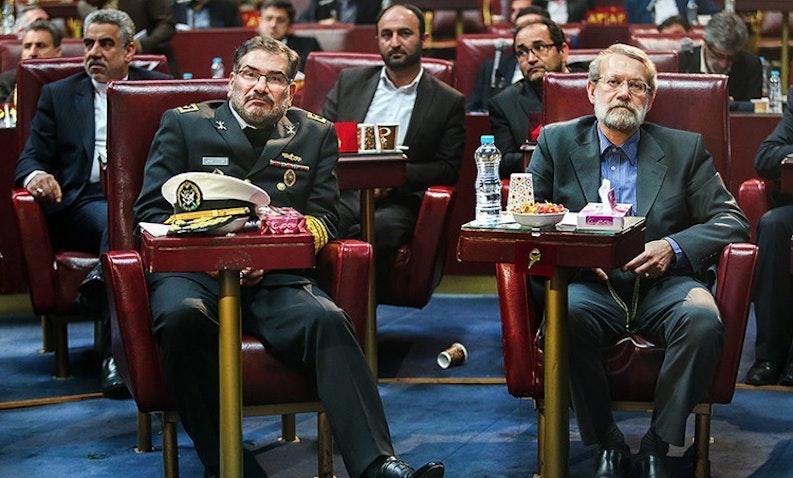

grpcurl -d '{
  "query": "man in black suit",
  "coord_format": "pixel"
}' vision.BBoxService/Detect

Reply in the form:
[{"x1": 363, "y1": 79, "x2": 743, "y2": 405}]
[
  {"x1": 0, "y1": 20, "x2": 63, "y2": 105},
  {"x1": 134, "y1": 34, "x2": 445, "y2": 478},
  {"x1": 14, "y1": 9, "x2": 171, "y2": 397},
  {"x1": 745, "y1": 92, "x2": 793, "y2": 387},
  {"x1": 322, "y1": 4, "x2": 465, "y2": 290},
  {"x1": 466, "y1": 5, "x2": 550, "y2": 113},
  {"x1": 488, "y1": 17, "x2": 583, "y2": 178},
  {"x1": 678, "y1": 11, "x2": 762, "y2": 102},
  {"x1": 258, "y1": 0, "x2": 322, "y2": 72},
  {"x1": 530, "y1": 43, "x2": 749, "y2": 478},
  {"x1": 297, "y1": 0, "x2": 381, "y2": 24},
  {"x1": 171, "y1": 0, "x2": 241, "y2": 29},
  {"x1": 544, "y1": 0, "x2": 594, "y2": 24}
]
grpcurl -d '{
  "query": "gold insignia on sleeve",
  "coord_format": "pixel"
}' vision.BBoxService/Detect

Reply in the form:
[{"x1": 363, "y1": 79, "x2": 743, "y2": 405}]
[
  {"x1": 306, "y1": 112, "x2": 327, "y2": 124},
  {"x1": 282, "y1": 152, "x2": 302, "y2": 162},
  {"x1": 304, "y1": 215, "x2": 329, "y2": 253},
  {"x1": 176, "y1": 103, "x2": 199, "y2": 113}
]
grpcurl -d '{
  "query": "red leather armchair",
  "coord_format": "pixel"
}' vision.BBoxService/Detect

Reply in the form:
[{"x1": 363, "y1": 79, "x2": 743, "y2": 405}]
[
  {"x1": 103, "y1": 79, "x2": 372, "y2": 477},
  {"x1": 10, "y1": 55, "x2": 169, "y2": 378},
  {"x1": 169, "y1": 28, "x2": 256, "y2": 79},
  {"x1": 497, "y1": 71, "x2": 756, "y2": 478},
  {"x1": 629, "y1": 32, "x2": 704, "y2": 52},
  {"x1": 301, "y1": 52, "x2": 457, "y2": 309}
]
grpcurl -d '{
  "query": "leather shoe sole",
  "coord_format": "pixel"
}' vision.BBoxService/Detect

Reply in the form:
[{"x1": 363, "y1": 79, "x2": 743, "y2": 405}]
[{"x1": 744, "y1": 360, "x2": 783, "y2": 386}]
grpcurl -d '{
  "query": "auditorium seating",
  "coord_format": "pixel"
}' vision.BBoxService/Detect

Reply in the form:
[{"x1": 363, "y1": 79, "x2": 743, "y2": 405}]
[
  {"x1": 629, "y1": 32, "x2": 704, "y2": 53},
  {"x1": 170, "y1": 28, "x2": 256, "y2": 78}
]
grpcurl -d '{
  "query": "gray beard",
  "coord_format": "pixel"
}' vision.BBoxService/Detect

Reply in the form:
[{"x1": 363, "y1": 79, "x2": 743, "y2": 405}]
[{"x1": 595, "y1": 100, "x2": 646, "y2": 134}]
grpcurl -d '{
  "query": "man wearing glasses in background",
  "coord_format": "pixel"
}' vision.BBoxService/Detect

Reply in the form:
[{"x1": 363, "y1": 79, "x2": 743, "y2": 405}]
[
  {"x1": 529, "y1": 44, "x2": 748, "y2": 478},
  {"x1": 135, "y1": 34, "x2": 446, "y2": 478},
  {"x1": 679, "y1": 11, "x2": 762, "y2": 102},
  {"x1": 488, "y1": 17, "x2": 587, "y2": 178}
]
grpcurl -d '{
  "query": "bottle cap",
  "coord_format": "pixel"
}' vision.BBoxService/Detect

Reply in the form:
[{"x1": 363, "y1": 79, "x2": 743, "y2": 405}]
[
  {"x1": 480, "y1": 135, "x2": 494, "y2": 144},
  {"x1": 213, "y1": 57, "x2": 222, "y2": 63},
  {"x1": 182, "y1": 72, "x2": 193, "y2": 79},
  {"x1": 772, "y1": 70, "x2": 780, "y2": 77}
]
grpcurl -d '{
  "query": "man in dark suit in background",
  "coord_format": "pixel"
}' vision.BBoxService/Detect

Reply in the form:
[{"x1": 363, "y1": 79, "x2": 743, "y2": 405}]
[
  {"x1": 134, "y1": 34, "x2": 445, "y2": 478},
  {"x1": 79, "y1": 0, "x2": 179, "y2": 75},
  {"x1": 14, "y1": 9, "x2": 171, "y2": 397},
  {"x1": 322, "y1": 3, "x2": 465, "y2": 291},
  {"x1": 624, "y1": 0, "x2": 720, "y2": 24},
  {"x1": 744, "y1": 92, "x2": 793, "y2": 387},
  {"x1": 0, "y1": 20, "x2": 63, "y2": 104},
  {"x1": 488, "y1": 17, "x2": 584, "y2": 178},
  {"x1": 529, "y1": 44, "x2": 748, "y2": 478},
  {"x1": 466, "y1": 5, "x2": 550, "y2": 113},
  {"x1": 297, "y1": 0, "x2": 381, "y2": 24},
  {"x1": 678, "y1": 11, "x2": 761, "y2": 102},
  {"x1": 544, "y1": 0, "x2": 594, "y2": 24},
  {"x1": 172, "y1": 0, "x2": 241, "y2": 29},
  {"x1": 259, "y1": 0, "x2": 322, "y2": 72}
]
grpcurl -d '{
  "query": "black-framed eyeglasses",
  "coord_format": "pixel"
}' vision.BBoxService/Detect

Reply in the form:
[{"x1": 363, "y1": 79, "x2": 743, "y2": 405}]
[
  {"x1": 595, "y1": 76, "x2": 651, "y2": 96},
  {"x1": 235, "y1": 67, "x2": 292, "y2": 90},
  {"x1": 515, "y1": 42, "x2": 559, "y2": 59}
]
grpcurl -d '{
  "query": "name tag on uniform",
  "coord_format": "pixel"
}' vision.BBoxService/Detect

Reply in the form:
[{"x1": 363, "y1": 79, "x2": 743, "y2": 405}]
[{"x1": 202, "y1": 156, "x2": 229, "y2": 166}]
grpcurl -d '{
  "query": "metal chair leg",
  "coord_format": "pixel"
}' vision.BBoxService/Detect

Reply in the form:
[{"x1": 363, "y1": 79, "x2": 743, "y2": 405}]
[
  {"x1": 52, "y1": 318, "x2": 70, "y2": 378},
  {"x1": 40, "y1": 315, "x2": 54, "y2": 353},
  {"x1": 317, "y1": 411, "x2": 334, "y2": 478},
  {"x1": 694, "y1": 409, "x2": 712, "y2": 478},
  {"x1": 162, "y1": 411, "x2": 179, "y2": 478},
  {"x1": 281, "y1": 414, "x2": 297, "y2": 442},
  {"x1": 136, "y1": 411, "x2": 153, "y2": 453}
]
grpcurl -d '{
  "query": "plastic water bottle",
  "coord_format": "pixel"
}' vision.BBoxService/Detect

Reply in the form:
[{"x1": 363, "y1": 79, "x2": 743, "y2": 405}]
[
  {"x1": 182, "y1": 72, "x2": 193, "y2": 80},
  {"x1": 1, "y1": 3, "x2": 14, "y2": 35},
  {"x1": 769, "y1": 70, "x2": 783, "y2": 114},
  {"x1": 760, "y1": 57, "x2": 771, "y2": 97},
  {"x1": 210, "y1": 57, "x2": 224, "y2": 79},
  {"x1": 686, "y1": 0, "x2": 698, "y2": 25},
  {"x1": 474, "y1": 135, "x2": 502, "y2": 225},
  {"x1": 724, "y1": 0, "x2": 735, "y2": 13}
]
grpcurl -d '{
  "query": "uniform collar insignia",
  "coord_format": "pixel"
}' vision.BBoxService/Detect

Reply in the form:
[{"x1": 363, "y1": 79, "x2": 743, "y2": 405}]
[
  {"x1": 286, "y1": 124, "x2": 296, "y2": 135},
  {"x1": 215, "y1": 120, "x2": 226, "y2": 131}
]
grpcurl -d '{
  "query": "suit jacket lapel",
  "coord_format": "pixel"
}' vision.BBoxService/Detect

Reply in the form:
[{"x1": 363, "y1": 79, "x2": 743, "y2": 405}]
[
  {"x1": 76, "y1": 76, "x2": 95, "y2": 165},
  {"x1": 249, "y1": 113, "x2": 296, "y2": 176},
  {"x1": 213, "y1": 103, "x2": 258, "y2": 173},
  {"x1": 352, "y1": 69, "x2": 381, "y2": 122},
  {"x1": 570, "y1": 122, "x2": 602, "y2": 204},
  {"x1": 635, "y1": 128, "x2": 667, "y2": 217},
  {"x1": 403, "y1": 74, "x2": 435, "y2": 147}
]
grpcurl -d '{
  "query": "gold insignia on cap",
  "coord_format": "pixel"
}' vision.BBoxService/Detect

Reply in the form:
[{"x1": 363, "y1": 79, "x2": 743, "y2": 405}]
[
  {"x1": 286, "y1": 124, "x2": 296, "y2": 135},
  {"x1": 176, "y1": 103, "x2": 199, "y2": 114},
  {"x1": 215, "y1": 120, "x2": 226, "y2": 131},
  {"x1": 282, "y1": 152, "x2": 302, "y2": 162},
  {"x1": 284, "y1": 169, "x2": 296, "y2": 187},
  {"x1": 176, "y1": 180, "x2": 202, "y2": 211},
  {"x1": 277, "y1": 182, "x2": 286, "y2": 191},
  {"x1": 306, "y1": 112, "x2": 327, "y2": 123}
]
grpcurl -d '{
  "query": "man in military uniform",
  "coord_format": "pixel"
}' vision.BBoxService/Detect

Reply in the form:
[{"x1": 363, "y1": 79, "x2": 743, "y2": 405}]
[{"x1": 134, "y1": 35, "x2": 445, "y2": 478}]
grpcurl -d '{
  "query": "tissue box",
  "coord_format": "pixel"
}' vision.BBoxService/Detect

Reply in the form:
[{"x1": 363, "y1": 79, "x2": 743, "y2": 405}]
[
  {"x1": 258, "y1": 206, "x2": 308, "y2": 235},
  {"x1": 577, "y1": 202, "x2": 633, "y2": 231}
]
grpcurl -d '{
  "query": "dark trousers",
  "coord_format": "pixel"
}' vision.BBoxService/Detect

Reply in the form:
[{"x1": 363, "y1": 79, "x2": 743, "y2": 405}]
[
  {"x1": 564, "y1": 274, "x2": 724, "y2": 447},
  {"x1": 753, "y1": 205, "x2": 793, "y2": 363},
  {"x1": 338, "y1": 190, "x2": 416, "y2": 290},
  {"x1": 148, "y1": 272, "x2": 394, "y2": 478}
]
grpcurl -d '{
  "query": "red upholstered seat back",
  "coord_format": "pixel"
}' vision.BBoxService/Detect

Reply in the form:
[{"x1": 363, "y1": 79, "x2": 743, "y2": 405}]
[
  {"x1": 170, "y1": 28, "x2": 256, "y2": 79},
  {"x1": 106, "y1": 79, "x2": 229, "y2": 251},
  {"x1": 300, "y1": 52, "x2": 456, "y2": 114},
  {"x1": 17, "y1": 55, "x2": 169, "y2": 151},
  {"x1": 542, "y1": 72, "x2": 729, "y2": 185},
  {"x1": 0, "y1": 38, "x2": 85, "y2": 72},
  {"x1": 577, "y1": 23, "x2": 630, "y2": 48},
  {"x1": 629, "y1": 32, "x2": 704, "y2": 52}
]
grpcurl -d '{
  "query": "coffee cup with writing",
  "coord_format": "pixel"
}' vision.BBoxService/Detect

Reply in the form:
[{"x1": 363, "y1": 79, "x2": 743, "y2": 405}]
[{"x1": 376, "y1": 123, "x2": 399, "y2": 151}]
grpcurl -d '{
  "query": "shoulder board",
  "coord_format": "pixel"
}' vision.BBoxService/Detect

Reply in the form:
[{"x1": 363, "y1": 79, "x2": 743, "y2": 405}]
[
  {"x1": 306, "y1": 112, "x2": 327, "y2": 124},
  {"x1": 176, "y1": 103, "x2": 199, "y2": 114}
]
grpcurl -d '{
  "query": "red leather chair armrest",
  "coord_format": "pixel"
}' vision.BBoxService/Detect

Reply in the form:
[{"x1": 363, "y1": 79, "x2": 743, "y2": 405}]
[
  {"x1": 316, "y1": 239, "x2": 372, "y2": 344},
  {"x1": 709, "y1": 242, "x2": 758, "y2": 402},
  {"x1": 496, "y1": 262, "x2": 543, "y2": 398},
  {"x1": 738, "y1": 178, "x2": 777, "y2": 243},
  {"x1": 11, "y1": 188, "x2": 57, "y2": 312},
  {"x1": 102, "y1": 250, "x2": 170, "y2": 411}
]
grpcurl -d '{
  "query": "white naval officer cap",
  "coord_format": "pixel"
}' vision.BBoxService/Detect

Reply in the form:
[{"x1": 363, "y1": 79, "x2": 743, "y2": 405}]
[{"x1": 161, "y1": 172, "x2": 271, "y2": 235}]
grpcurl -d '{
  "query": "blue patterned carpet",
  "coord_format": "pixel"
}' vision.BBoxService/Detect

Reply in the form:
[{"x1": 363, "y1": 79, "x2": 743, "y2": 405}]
[{"x1": 1, "y1": 295, "x2": 791, "y2": 477}]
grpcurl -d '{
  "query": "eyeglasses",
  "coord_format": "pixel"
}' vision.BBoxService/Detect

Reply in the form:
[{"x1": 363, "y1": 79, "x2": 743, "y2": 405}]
[
  {"x1": 704, "y1": 42, "x2": 737, "y2": 63},
  {"x1": 515, "y1": 42, "x2": 559, "y2": 59},
  {"x1": 595, "y1": 76, "x2": 651, "y2": 96},
  {"x1": 236, "y1": 68, "x2": 292, "y2": 90}
]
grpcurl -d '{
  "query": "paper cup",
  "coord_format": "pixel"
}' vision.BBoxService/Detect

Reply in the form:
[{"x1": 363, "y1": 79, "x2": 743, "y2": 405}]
[
  {"x1": 437, "y1": 342, "x2": 468, "y2": 368},
  {"x1": 357, "y1": 123, "x2": 377, "y2": 152},
  {"x1": 506, "y1": 173, "x2": 534, "y2": 213},
  {"x1": 376, "y1": 123, "x2": 399, "y2": 151}
]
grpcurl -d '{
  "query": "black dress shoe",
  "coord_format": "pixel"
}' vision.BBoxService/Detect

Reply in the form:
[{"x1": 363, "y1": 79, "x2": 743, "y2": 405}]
[
  {"x1": 779, "y1": 361, "x2": 793, "y2": 386},
  {"x1": 635, "y1": 451, "x2": 671, "y2": 478},
  {"x1": 744, "y1": 360, "x2": 783, "y2": 386},
  {"x1": 593, "y1": 446, "x2": 632, "y2": 478},
  {"x1": 375, "y1": 457, "x2": 444, "y2": 478},
  {"x1": 101, "y1": 357, "x2": 129, "y2": 399}
]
